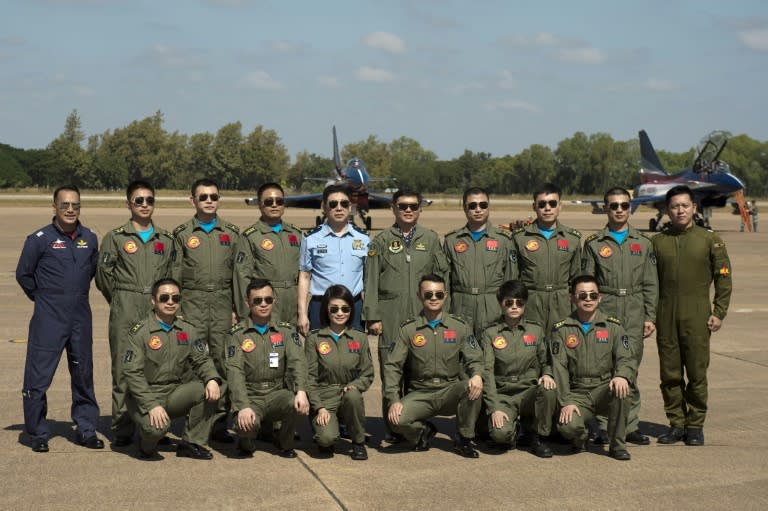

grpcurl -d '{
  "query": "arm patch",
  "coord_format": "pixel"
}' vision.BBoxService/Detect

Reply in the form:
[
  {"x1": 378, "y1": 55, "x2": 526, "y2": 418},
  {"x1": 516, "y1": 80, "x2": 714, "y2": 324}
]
[{"x1": 292, "y1": 332, "x2": 302, "y2": 347}]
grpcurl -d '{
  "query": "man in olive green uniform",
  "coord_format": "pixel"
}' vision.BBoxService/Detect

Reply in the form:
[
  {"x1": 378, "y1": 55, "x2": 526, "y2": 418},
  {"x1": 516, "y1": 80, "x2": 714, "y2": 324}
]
[
  {"x1": 582, "y1": 187, "x2": 658, "y2": 445},
  {"x1": 443, "y1": 187, "x2": 514, "y2": 336},
  {"x1": 96, "y1": 180, "x2": 174, "y2": 446},
  {"x1": 364, "y1": 189, "x2": 448, "y2": 439},
  {"x1": 652, "y1": 185, "x2": 731, "y2": 446},
  {"x1": 122, "y1": 278, "x2": 222, "y2": 460},
  {"x1": 385, "y1": 274, "x2": 484, "y2": 458},
  {"x1": 510, "y1": 183, "x2": 581, "y2": 332},
  {"x1": 225, "y1": 279, "x2": 309, "y2": 458},
  {"x1": 233, "y1": 182, "x2": 303, "y2": 324},
  {"x1": 172, "y1": 178, "x2": 240, "y2": 443},
  {"x1": 481, "y1": 280, "x2": 556, "y2": 457},
  {"x1": 551, "y1": 275, "x2": 636, "y2": 460}
]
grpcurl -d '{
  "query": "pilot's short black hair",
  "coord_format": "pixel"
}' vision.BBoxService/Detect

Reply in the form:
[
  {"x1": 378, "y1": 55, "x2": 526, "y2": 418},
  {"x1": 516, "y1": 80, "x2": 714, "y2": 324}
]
[
  {"x1": 323, "y1": 184, "x2": 351, "y2": 204},
  {"x1": 665, "y1": 185, "x2": 694, "y2": 206},
  {"x1": 53, "y1": 185, "x2": 80, "y2": 203},
  {"x1": 152, "y1": 277, "x2": 181, "y2": 297},
  {"x1": 603, "y1": 187, "x2": 631, "y2": 204},
  {"x1": 246, "y1": 278, "x2": 273, "y2": 297},
  {"x1": 191, "y1": 178, "x2": 219, "y2": 197},
  {"x1": 257, "y1": 182, "x2": 284, "y2": 200},
  {"x1": 569, "y1": 274, "x2": 599, "y2": 294},
  {"x1": 393, "y1": 189, "x2": 422, "y2": 206},
  {"x1": 496, "y1": 280, "x2": 528, "y2": 303},
  {"x1": 126, "y1": 180, "x2": 154, "y2": 200},
  {"x1": 419, "y1": 273, "x2": 446, "y2": 289},
  {"x1": 319, "y1": 285, "x2": 355, "y2": 327},
  {"x1": 533, "y1": 183, "x2": 561, "y2": 201},
  {"x1": 462, "y1": 187, "x2": 489, "y2": 207}
]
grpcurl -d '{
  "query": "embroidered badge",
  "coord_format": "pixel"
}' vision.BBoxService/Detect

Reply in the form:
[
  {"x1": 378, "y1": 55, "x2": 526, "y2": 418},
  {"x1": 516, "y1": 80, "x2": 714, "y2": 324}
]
[
  {"x1": 719, "y1": 264, "x2": 730, "y2": 277},
  {"x1": 630, "y1": 243, "x2": 642, "y2": 256},
  {"x1": 348, "y1": 340, "x2": 361, "y2": 353},
  {"x1": 414, "y1": 242, "x2": 427, "y2": 251},
  {"x1": 622, "y1": 335, "x2": 630, "y2": 350},
  {"x1": 492, "y1": 336, "x2": 508, "y2": 349},
  {"x1": 194, "y1": 339, "x2": 206, "y2": 353},
  {"x1": 148, "y1": 336, "x2": 163, "y2": 350},
  {"x1": 389, "y1": 240, "x2": 403, "y2": 253},
  {"x1": 153, "y1": 242, "x2": 165, "y2": 255},
  {"x1": 241, "y1": 338, "x2": 255, "y2": 353},
  {"x1": 599, "y1": 245, "x2": 612, "y2": 258},
  {"x1": 176, "y1": 332, "x2": 189, "y2": 345},
  {"x1": 443, "y1": 329, "x2": 457, "y2": 343},
  {"x1": 227, "y1": 345, "x2": 236, "y2": 358},
  {"x1": 317, "y1": 341, "x2": 332, "y2": 355},
  {"x1": 219, "y1": 233, "x2": 231, "y2": 246},
  {"x1": 454, "y1": 240, "x2": 469, "y2": 253},
  {"x1": 186, "y1": 236, "x2": 201, "y2": 249},
  {"x1": 352, "y1": 239, "x2": 364, "y2": 250},
  {"x1": 123, "y1": 349, "x2": 135, "y2": 363},
  {"x1": 76, "y1": 239, "x2": 88, "y2": 248},
  {"x1": 557, "y1": 239, "x2": 569, "y2": 252},
  {"x1": 565, "y1": 334, "x2": 580, "y2": 349},
  {"x1": 525, "y1": 239, "x2": 539, "y2": 252},
  {"x1": 412, "y1": 334, "x2": 427, "y2": 347},
  {"x1": 288, "y1": 234, "x2": 299, "y2": 247},
  {"x1": 270, "y1": 333, "x2": 284, "y2": 347},
  {"x1": 486, "y1": 239, "x2": 499, "y2": 252},
  {"x1": 260, "y1": 238, "x2": 274, "y2": 251},
  {"x1": 522, "y1": 333, "x2": 537, "y2": 346},
  {"x1": 123, "y1": 240, "x2": 138, "y2": 254},
  {"x1": 52, "y1": 239, "x2": 66, "y2": 249},
  {"x1": 595, "y1": 329, "x2": 609, "y2": 343}
]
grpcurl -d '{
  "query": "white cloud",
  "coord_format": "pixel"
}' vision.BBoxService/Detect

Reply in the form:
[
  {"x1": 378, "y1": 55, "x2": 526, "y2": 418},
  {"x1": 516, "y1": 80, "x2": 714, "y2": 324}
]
[
  {"x1": 355, "y1": 66, "x2": 395, "y2": 82},
  {"x1": 534, "y1": 32, "x2": 561, "y2": 46},
  {"x1": 317, "y1": 75, "x2": 342, "y2": 89},
  {"x1": 269, "y1": 40, "x2": 305, "y2": 54},
  {"x1": 238, "y1": 70, "x2": 282, "y2": 90},
  {"x1": 485, "y1": 99, "x2": 539, "y2": 113},
  {"x1": 149, "y1": 43, "x2": 204, "y2": 70},
  {"x1": 497, "y1": 70, "x2": 515, "y2": 89},
  {"x1": 738, "y1": 28, "x2": 768, "y2": 51},
  {"x1": 362, "y1": 32, "x2": 405, "y2": 54},
  {"x1": 446, "y1": 81, "x2": 485, "y2": 95},
  {"x1": 643, "y1": 78, "x2": 680, "y2": 92},
  {"x1": 558, "y1": 47, "x2": 605, "y2": 64}
]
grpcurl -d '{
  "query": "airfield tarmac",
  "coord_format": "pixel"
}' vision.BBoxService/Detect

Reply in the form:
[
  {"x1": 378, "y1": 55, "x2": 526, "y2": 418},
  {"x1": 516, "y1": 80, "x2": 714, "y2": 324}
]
[{"x1": 1, "y1": 201, "x2": 766, "y2": 510}]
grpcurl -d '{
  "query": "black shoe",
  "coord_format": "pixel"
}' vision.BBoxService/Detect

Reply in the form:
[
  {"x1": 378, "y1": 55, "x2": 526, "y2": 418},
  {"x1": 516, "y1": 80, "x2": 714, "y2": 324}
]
[
  {"x1": 626, "y1": 431, "x2": 650, "y2": 445},
  {"x1": 414, "y1": 422, "x2": 437, "y2": 452},
  {"x1": 453, "y1": 435, "x2": 479, "y2": 459},
  {"x1": 79, "y1": 435, "x2": 105, "y2": 449},
  {"x1": 684, "y1": 428, "x2": 704, "y2": 446},
  {"x1": 609, "y1": 449, "x2": 631, "y2": 461},
  {"x1": 237, "y1": 438, "x2": 255, "y2": 457},
  {"x1": 32, "y1": 438, "x2": 49, "y2": 453},
  {"x1": 592, "y1": 429, "x2": 608, "y2": 445},
  {"x1": 112, "y1": 435, "x2": 133, "y2": 447},
  {"x1": 317, "y1": 445, "x2": 335, "y2": 458},
  {"x1": 384, "y1": 432, "x2": 404, "y2": 444},
  {"x1": 531, "y1": 436, "x2": 553, "y2": 458},
  {"x1": 279, "y1": 448, "x2": 297, "y2": 458},
  {"x1": 339, "y1": 423, "x2": 350, "y2": 440},
  {"x1": 210, "y1": 429, "x2": 235, "y2": 444},
  {"x1": 176, "y1": 442, "x2": 213, "y2": 460},
  {"x1": 571, "y1": 439, "x2": 587, "y2": 453},
  {"x1": 138, "y1": 448, "x2": 162, "y2": 460},
  {"x1": 157, "y1": 436, "x2": 172, "y2": 446},
  {"x1": 351, "y1": 443, "x2": 368, "y2": 461},
  {"x1": 658, "y1": 426, "x2": 686, "y2": 444}
]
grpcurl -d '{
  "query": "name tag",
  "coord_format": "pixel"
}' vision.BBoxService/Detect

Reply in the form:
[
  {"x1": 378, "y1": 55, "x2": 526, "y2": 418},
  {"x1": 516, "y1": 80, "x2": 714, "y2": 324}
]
[{"x1": 269, "y1": 352, "x2": 279, "y2": 368}]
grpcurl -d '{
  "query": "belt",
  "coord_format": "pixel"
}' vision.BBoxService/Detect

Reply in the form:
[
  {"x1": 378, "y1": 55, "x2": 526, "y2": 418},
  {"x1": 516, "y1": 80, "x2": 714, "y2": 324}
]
[
  {"x1": 270, "y1": 280, "x2": 297, "y2": 289},
  {"x1": 317, "y1": 383, "x2": 342, "y2": 387},
  {"x1": 531, "y1": 284, "x2": 567, "y2": 292},
  {"x1": 497, "y1": 375, "x2": 521, "y2": 383},
  {"x1": 452, "y1": 286, "x2": 498, "y2": 295},
  {"x1": 574, "y1": 374, "x2": 610, "y2": 384},
  {"x1": 184, "y1": 283, "x2": 231, "y2": 292},
  {"x1": 252, "y1": 381, "x2": 278, "y2": 389},
  {"x1": 116, "y1": 286, "x2": 153, "y2": 294},
  {"x1": 418, "y1": 377, "x2": 458, "y2": 384},
  {"x1": 600, "y1": 286, "x2": 634, "y2": 296}
]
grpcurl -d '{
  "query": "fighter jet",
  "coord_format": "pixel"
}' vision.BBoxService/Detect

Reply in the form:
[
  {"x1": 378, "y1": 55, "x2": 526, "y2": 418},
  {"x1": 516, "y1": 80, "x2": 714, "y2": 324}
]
[
  {"x1": 245, "y1": 126, "x2": 428, "y2": 230},
  {"x1": 575, "y1": 130, "x2": 749, "y2": 231}
]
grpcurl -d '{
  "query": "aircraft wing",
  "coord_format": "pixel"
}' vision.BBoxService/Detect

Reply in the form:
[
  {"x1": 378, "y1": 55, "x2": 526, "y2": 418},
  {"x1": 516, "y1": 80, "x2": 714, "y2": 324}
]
[
  {"x1": 367, "y1": 192, "x2": 394, "y2": 209},
  {"x1": 282, "y1": 193, "x2": 324, "y2": 209}
]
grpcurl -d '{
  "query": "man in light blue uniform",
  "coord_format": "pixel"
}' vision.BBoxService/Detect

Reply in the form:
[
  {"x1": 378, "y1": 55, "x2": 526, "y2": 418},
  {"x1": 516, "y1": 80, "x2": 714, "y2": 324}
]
[{"x1": 298, "y1": 185, "x2": 369, "y2": 335}]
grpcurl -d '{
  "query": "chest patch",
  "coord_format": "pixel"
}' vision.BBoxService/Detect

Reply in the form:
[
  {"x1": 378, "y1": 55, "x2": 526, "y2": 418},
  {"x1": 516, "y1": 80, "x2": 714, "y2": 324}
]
[
  {"x1": 123, "y1": 240, "x2": 138, "y2": 254},
  {"x1": 522, "y1": 333, "x2": 537, "y2": 346},
  {"x1": 148, "y1": 336, "x2": 163, "y2": 350},
  {"x1": 557, "y1": 239, "x2": 569, "y2": 252},
  {"x1": 186, "y1": 236, "x2": 200, "y2": 249},
  {"x1": 176, "y1": 332, "x2": 188, "y2": 345},
  {"x1": 454, "y1": 240, "x2": 468, "y2": 253},
  {"x1": 492, "y1": 336, "x2": 508, "y2": 349},
  {"x1": 269, "y1": 333, "x2": 284, "y2": 347},
  {"x1": 485, "y1": 239, "x2": 499, "y2": 252},
  {"x1": 630, "y1": 243, "x2": 642, "y2": 256},
  {"x1": 443, "y1": 329, "x2": 457, "y2": 343},
  {"x1": 260, "y1": 239, "x2": 274, "y2": 251},
  {"x1": 595, "y1": 329, "x2": 609, "y2": 343},
  {"x1": 317, "y1": 341, "x2": 332, "y2": 355},
  {"x1": 412, "y1": 334, "x2": 427, "y2": 347},
  {"x1": 599, "y1": 245, "x2": 612, "y2": 258},
  {"x1": 241, "y1": 338, "x2": 255, "y2": 353},
  {"x1": 565, "y1": 334, "x2": 580, "y2": 349},
  {"x1": 525, "y1": 239, "x2": 539, "y2": 252},
  {"x1": 347, "y1": 340, "x2": 361, "y2": 353}
]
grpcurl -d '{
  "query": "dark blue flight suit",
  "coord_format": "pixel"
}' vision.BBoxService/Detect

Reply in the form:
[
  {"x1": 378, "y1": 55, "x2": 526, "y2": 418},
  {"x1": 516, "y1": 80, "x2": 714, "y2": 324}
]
[{"x1": 16, "y1": 220, "x2": 100, "y2": 442}]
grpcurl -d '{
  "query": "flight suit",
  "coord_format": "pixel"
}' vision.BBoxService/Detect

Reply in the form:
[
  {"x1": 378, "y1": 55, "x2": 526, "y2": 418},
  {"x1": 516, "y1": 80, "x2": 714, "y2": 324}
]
[
  {"x1": 122, "y1": 314, "x2": 221, "y2": 454},
  {"x1": 443, "y1": 225, "x2": 514, "y2": 335},
  {"x1": 481, "y1": 320, "x2": 556, "y2": 445},
  {"x1": 550, "y1": 311, "x2": 636, "y2": 453},
  {"x1": 233, "y1": 220, "x2": 303, "y2": 324},
  {"x1": 363, "y1": 225, "x2": 449, "y2": 425},
  {"x1": 384, "y1": 314, "x2": 483, "y2": 444},
  {"x1": 16, "y1": 221, "x2": 100, "y2": 442},
  {"x1": 510, "y1": 223, "x2": 582, "y2": 331},
  {"x1": 652, "y1": 225, "x2": 731, "y2": 429},
  {"x1": 225, "y1": 319, "x2": 307, "y2": 451},
  {"x1": 582, "y1": 225, "x2": 658, "y2": 434},
  {"x1": 305, "y1": 327, "x2": 374, "y2": 447},
  {"x1": 96, "y1": 221, "x2": 174, "y2": 438}
]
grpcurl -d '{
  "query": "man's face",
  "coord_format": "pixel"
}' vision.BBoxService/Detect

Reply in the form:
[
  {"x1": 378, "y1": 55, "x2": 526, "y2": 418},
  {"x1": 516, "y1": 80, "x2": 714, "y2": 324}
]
[
  {"x1": 259, "y1": 187, "x2": 285, "y2": 223},
  {"x1": 533, "y1": 192, "x2": 561, "y2": 225},
  {"x1": 247, "y1": 286, "x2": 275, "y2": 323},
  {"x1": 53, "y1": 190, "x2": 80, "y2": 230},
  {"x1": 393, "y1": 195, "x2": 421, "y2": 227},
  {"x1": 128, "y1": 187, "x2": 155, "y2": 222},
  {"x1": 500, "y1": 296, "x2": 526, "y2": 322},
  {"x1": 419, "y1": 280, "x2": 447, "y2": 314},
  {"x1": 323, "y1": 192, "x2": 351, "y2": 224},
  {"x1": 464, "y1": 192, "x2": 490, "y2": 225},
  {"x1": 605, "y1": 193, "x2": 631, "y2": 227},
  {"x1": 191, "y1": 185, "x2": 220, "y2": 217},
  {"x1": 571, "y1": 282, "x2": 601, "y2": 315},
  {"x1": 667, "y1": 193, "x2": 696, "y2": 229},
  {"x1": 152, "y1": 284, "x2": 181, "y2": 317}
]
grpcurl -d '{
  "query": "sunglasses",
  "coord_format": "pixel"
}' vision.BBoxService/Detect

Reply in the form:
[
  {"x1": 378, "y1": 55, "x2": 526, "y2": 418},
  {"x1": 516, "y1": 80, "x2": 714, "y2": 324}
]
[
  {"x1": 197, "y1": 193, "x2": 220, "y2": 202},
  {"x1": 262, "y1": 197, "x2": 285, "y2": 207},
  {"x1": 158, "y1": 294, "x2": 181, "y2": 304},
  {"x1": 328, "y1": 199, "x2": 351, "y2": 209},
  {"x1": 536, "y1": 200, "x2": 559, "y2": 209},
  {"x1": 608, "y1": 202, "x2": 631, "y2": 211},
  {"x1": 423, "y1": 291, "x2": 446, "y2": 300},
  {"x1": 251, "y1": 296, "x2": 275, "y2": 305},
  {"x1": 502, "y1": 298, "x2": 526, "y2": 308},
  {"x1": 466, "y1": 201, "x2": 489, "y2": 211},
  {"x1": 132, "y1": 196, "x2": 156, "y2": 206},
  {"x1": 576, "y1": 292, "x2": 599, "y2": 301},
  {"x1": 57, "y1": 202, "x2": 81, "y2": 211},
  {"x1": 329, "y1": 305, "x2": 351, "y2": 314},
  {"x1": 396, "y1": 202, "x2": 420, "y2": 212}
]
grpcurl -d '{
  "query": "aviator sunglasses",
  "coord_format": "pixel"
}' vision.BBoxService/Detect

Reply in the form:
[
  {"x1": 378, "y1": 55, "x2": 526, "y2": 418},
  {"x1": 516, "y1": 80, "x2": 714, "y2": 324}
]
[
  {"x1": 576, "y1": 292, "x2": 599, "y2": 301},
  {"x1": 423, "y1": 291, "x2": 446, "y2": 300},
  {"x1": 608, "y1": 202, "x2": 631, "y2": 211},
  {"x1": 197, "y1": 193, "x2": 220, "y2": 202},
  {"x1": 328, "y1": 199, "x2": 351, "y2": 209},
  {"x1": 57, "y1": 202, "x2": 81, "y2": 211},
  {"x1": 466, "y1": 201, "x2": 489, "y2": 211},
  {"x1": 251, "y1": 296, "x2": 275, "y2": 305},
  {"x1": 329, "y1": 305, "x2": 351, "y2": 314},
  {"x1": 503, "y1": 298, "x2": 526, "y2": 308},
  {"x1": 397, "y1": 202, "x2": 420, "y2": 212},
  {"x1": 158, "y1": 294, "x2": 181, "y2": 304},
  {"x1": 536, "y1": 199, "x2": 559, "y2": 209},
  {"x1": 262, "y1": 197, "x2": 285, "y2": 207},
  {"x1": 132, "y1": 196, "x2": 156, "y2": 206}
]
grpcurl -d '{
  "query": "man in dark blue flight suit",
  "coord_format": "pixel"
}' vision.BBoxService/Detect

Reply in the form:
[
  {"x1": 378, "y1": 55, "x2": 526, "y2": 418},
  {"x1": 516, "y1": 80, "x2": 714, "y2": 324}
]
[{"x1": 16, "y1": 185, "x2": 103, "y2": 453}]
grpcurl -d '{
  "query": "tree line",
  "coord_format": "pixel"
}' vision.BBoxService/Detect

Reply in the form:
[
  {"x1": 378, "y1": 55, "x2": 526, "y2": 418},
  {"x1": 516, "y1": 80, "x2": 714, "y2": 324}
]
[{"x1": 1, "y1": 110, "x2": 766, "y2": 197}]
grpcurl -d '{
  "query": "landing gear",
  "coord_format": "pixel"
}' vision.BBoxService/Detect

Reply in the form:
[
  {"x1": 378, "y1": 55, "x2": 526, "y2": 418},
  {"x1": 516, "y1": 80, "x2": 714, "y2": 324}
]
[
  {"x1": 649, "y1": 218, "x2": 658, "y2": 232},
  {"x1": 315, "y1": 215, "x2": 323, "y2": 226}
]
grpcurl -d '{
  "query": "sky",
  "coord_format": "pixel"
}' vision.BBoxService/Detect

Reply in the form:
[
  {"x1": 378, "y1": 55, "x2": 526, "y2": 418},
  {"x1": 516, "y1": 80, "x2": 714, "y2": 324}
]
[{"x1": 1, "y1": 0, "x2": 767, "y2": 161}]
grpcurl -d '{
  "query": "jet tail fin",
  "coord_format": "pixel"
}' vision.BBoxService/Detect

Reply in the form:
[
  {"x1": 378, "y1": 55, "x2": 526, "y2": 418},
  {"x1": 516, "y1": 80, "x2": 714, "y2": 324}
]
[
  {"x1": 639, "y1": 130, "x2": 666, "y2": 175},
  {"x1": 333, "y1": 126, "x2": 342, "y2": 174}
]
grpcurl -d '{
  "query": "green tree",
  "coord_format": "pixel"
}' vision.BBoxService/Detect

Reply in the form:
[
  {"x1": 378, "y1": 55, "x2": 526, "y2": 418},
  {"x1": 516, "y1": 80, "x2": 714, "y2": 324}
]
[
  {"x1": 240, "y1": 126, "x2": 290, "y2": 191},
  {"x1": 0, "y1": 146, "x2": 32, "y2": 187},
  {"x1": 210, "y1": 122, "x2": 244, "y2": 189},
  {"x1": 287, "y1": 151, "x2": 332, "y2": 191},
  {"x1": 343, "y1": 135, "x2": 391, "y2": 178},
  {"x1": 389, "y1": 136, "x2": 437, "y2": 192},
  {"x1": 47, "y1": 109, "x2": 90, "y2": 187}
]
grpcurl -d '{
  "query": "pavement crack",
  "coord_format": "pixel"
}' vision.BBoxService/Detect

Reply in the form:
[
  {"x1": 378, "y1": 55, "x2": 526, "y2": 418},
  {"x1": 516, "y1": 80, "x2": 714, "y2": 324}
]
[
  {"x1": 297, "y1": 456, "x2": 348, "y2": 510},
  {"x1": 712, "y1": 350, "x2": 768, "y2": 367}
]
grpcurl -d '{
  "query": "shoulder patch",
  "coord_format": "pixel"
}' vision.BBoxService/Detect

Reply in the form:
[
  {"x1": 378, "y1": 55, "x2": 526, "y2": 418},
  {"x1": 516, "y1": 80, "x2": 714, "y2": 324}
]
[
  {"x1": 306, "y1": 225, "x2": 323, "y2": 237},
  {"x1": 351, "y1": 224, "x2": 368, "y2": 236},
  {"x1": 448, "y1": 314, "x2": 468, "y2": 325},
  {"x1": 467, "y1": 335, "x2": 478, "y2": 349},
  {"x1": 584, "y1": 232, "x2": 599, "y2": 244},
  {"x1": 278, "y1": 321, "x2": 294, "y2": 329},
  {"x1": 308, "y1": 328, "x2": 320, "y2": 335},
  {"x1": 553, "y1": 319, "x2": 567, "y2": 330},
  {"x1": 173, "y1": 224, "x2": 187, "y2": 236},
  {"x1": 112, "y1": 227, "x2": 125, "y2": 234},
  {"x1": 444, "y1": 227, "x2": 462, "y2": 238},
  {"x1": 497, "y1": 229, "x2": 513, "y2": 239},
  {"x1": 130, "y1": 322, "x2": 144, "y2": 334},
  {"x1": 292, "y1": 332, "x2": 302, "y2": 347},
  {"x1": 243, "y1": 226, "x2": 257, "y2": 237},
  {"x1": 568, "y1": 228, "x2": 582, "y2": 238},
  {"x1": 400, "y1": 318, "x2": 416, "y2": 328},
  {"x1": 524, "y1": 319, "x2": 541, "y2": 326},
  {"x1": 229, "y1": 324, "x2": 244, "y2": 334},
  {"x1": 606, "y1": 316, "x2": 622, "y2": 325},
  {"x1": 225, "y1": 223, "x2": 240, "y2": 234},
  {"x1": 511, "y1": 226, "x2": 526, "y2": 235}
]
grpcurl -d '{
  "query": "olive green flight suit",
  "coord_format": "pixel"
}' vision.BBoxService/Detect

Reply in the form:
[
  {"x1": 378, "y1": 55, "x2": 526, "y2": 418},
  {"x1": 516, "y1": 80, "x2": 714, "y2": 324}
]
[
  {"x1": 305, "y1": 327, "x2": 374, "y2": 446},
  {"x1": 384, "y1": 313, "x2": 483, "y2": 443},
  {"x1": 443, "y1": 225, "x2": 515, "y2": 336},
  {"x1": 363, "y1": 224, "x2": 449, "y2": 425},
  {"x1": 122, "y1": 314, "x2": 221, "y2": 454},
  {"x1": 652, "y1": 225, "x2": 731, "y2": 429},
  {"x1": 481, "y1": 319, "x2": 556, "y2": 445},
  {"x1": 96, "y1": 221, "x2": 174, "y2": 438},
  {"x1": 550, "y1": 311, "x2": 636, "y2": 452},
  {"x1": 582, "y1": 224, "x2": 658, "y2": 434},
  {"x1": 225, "y1": 319, "x2": 307, "y2": 451},
  {"x1": 510, "y1": 222, "x2": 582, "y2": 332},
  {"x1": 233, "y1": 220, "x2": 303, "y2": 324}
]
